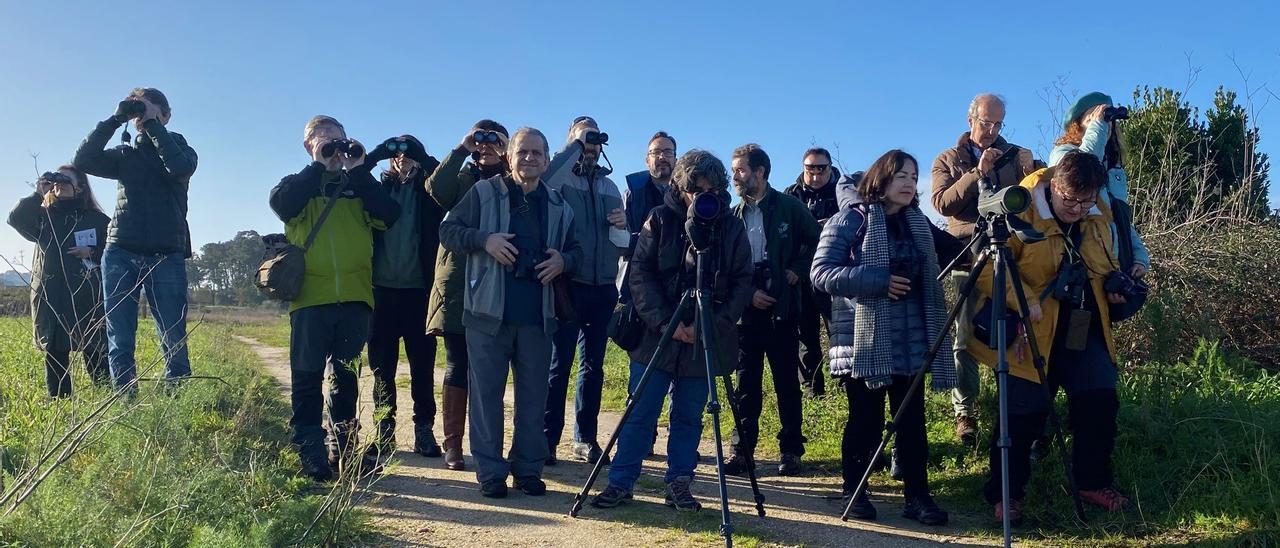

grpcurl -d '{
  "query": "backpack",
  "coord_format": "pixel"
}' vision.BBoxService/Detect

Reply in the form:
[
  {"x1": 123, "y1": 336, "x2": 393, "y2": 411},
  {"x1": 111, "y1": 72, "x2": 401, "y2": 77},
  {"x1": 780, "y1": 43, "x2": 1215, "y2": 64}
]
[{"x1": 255, "y1": 176, "x2": 350, "y2": 301}]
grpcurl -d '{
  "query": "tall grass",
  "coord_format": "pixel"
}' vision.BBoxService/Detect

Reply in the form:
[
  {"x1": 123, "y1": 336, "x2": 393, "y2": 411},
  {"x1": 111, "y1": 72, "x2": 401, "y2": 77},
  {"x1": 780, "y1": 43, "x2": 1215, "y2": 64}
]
[{"x1": 0, "y1": 317, "x2": 370, "y2": 546}]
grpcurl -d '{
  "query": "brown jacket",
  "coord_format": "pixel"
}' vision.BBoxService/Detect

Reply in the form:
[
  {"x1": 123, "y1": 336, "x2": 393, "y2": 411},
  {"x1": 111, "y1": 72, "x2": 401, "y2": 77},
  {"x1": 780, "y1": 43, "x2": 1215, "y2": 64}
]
[{"x1": 931, "y1": 132, "x2": 1039, "y2": 239}]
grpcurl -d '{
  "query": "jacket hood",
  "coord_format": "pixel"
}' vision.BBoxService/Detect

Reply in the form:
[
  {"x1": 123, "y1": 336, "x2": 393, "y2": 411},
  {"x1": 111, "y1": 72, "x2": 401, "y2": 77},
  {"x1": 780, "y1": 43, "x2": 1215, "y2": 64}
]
[{"x1": 836, "y1": 171, "x2": 865, "y2": 209}]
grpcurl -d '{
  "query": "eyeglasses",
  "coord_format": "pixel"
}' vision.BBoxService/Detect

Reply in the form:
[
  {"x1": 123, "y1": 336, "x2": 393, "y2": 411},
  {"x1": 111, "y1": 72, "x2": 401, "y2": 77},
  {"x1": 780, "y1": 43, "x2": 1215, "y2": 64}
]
[
  {"x1": 803, "y1": 163, "x2": 830, "y2": 173},
  {"x1": 647, "y1": 148, "x2": 676, "y2": 158},
  {"x1": 976, "y1": 117, "x2": 1004, "y2": 131},
  {"x1": 1055, "y1": 191, "x2": 1098, "y2": 209}
]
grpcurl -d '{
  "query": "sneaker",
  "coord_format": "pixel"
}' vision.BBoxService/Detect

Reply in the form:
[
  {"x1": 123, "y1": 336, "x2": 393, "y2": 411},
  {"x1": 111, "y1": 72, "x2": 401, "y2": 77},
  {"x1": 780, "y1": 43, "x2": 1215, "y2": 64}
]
[
  {"x1": 590, "y1": 485, "x2": 633, "y2": 508},
  {"x1": 665, "y1": 476, "x2": 702, "y2": 511},
  {"x1": 721, "y1": 453, "x2": 752, "y2": 477},
  {"x1": 413, "y1": 424, "x2": 442, "y2": 457},
  {"x1": 842, "y1": 490, "x2": 877, "y2": 520},
  {"x1": 513, "y1": 476, "x2": 547, "y2": 496},
  {"x1": 480, "y1": 479, "x2": 508, "y2": 498},
  {"x1": 955, "y1": 415, "x2": 978, "y2": 448},
  {"x1": 994, "y1": 499, "x2": 1023, "y2": 526},
  {"x1": 889, "y1": 446, "x2": 903, "y2": 481},
  {"x1": 1079, "y1": 487, "x2": 1130, "y2": 512},
  {"x1": 1029, "y1": 435, "x2": 1051, "y2": 462},
  {"x1": 572, "y1": 441, "x2": 611, "y2": 465},
  {"x1": 903, "y1": 494, "x2": 949, "y2": 526},
  {"x1": 778, "y1": 453, "x2": 802, "y2": 476}
]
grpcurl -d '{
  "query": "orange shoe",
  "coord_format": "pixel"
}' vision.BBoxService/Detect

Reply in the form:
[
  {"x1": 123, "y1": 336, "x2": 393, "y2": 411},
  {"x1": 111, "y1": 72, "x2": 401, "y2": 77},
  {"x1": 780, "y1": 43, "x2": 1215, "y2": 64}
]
[
  {"x1": 1080, "y1": 487, "x2": 1130, "y2": 512},
  {"x1": 994, "y1": 499, "x2": 1023, "y2": 526}
]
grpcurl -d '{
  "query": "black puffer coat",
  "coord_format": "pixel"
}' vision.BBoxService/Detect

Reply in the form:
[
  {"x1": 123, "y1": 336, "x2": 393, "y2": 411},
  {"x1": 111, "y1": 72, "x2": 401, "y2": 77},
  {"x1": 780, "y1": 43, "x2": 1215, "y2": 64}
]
[{"x1": 628, "y1": 189, "x2": 754, "y2": 377}]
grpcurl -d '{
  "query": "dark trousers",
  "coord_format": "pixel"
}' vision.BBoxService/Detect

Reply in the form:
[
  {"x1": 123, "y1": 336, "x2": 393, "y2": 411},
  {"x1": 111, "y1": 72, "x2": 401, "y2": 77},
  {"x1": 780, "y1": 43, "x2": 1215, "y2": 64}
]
[
  {"x1": 732, "y1": 316, "x2": 807, "y2": 457},
  {"x1": 442, "y1": 332, "x2": 469, "y2": 389},
  {"x1": 44, "y1": 344, "x2": 108, "y2": 398},
  {"x1": 368, "y1": 286, "x2": 437, "y2": 428},
  {"x1": 983, "y1": 335, "x2": 1120, "y2": 503},
  {"x1": 546, "y1": 282, "x2": 618, "y2": 447},
  {"x1": 797, "y1": 284, "x2": 832, "y2": 395},
  {"x1": 288, "y1": 302, "x2": 370, "y2": 447},
  {"x1": 842, "y1": 375, "x2": 930, "y2": 496}
]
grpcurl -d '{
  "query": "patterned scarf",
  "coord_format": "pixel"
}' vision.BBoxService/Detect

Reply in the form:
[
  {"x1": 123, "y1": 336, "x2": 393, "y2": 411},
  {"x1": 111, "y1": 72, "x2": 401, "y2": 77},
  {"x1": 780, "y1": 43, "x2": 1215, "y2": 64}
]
[{"x1": 850, "y1": 203, "x2": 957, "y2": 390}]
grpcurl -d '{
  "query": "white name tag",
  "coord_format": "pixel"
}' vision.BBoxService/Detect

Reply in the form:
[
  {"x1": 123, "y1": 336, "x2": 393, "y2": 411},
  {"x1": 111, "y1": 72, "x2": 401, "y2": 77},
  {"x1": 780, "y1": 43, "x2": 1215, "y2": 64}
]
[{"x1": 74, "y1": 229, "x2": 97, "y2": 248}]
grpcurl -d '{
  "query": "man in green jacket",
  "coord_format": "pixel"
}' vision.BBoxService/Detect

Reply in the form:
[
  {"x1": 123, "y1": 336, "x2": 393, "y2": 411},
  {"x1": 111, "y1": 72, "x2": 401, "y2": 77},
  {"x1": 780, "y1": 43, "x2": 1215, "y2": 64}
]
[
  {"x1": 269, "y1": 115, "x2": 400, "y2": 482},
  {"x1": 424, "y1": 119, "x2": 509, "y2": 471},
  {"x1": 725, "y1": 143, "x2": 820, "y2": 477}
]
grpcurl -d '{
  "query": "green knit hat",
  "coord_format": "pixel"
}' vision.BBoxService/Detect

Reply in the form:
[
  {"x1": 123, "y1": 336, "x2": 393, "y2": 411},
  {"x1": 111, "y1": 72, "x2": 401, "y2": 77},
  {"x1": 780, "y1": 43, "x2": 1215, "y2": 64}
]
[{"x1": 1063, "y1": 92, "x2": 1114, "y2": 129}]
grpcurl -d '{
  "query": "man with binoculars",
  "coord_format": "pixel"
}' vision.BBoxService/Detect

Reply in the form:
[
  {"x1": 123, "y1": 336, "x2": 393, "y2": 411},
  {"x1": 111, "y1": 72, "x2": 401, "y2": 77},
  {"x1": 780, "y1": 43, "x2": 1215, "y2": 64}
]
[
  {"x1": 541, "y1": 116, "x2": 627, "y2": 466},
  {"x1": 73, "y1": 87, "x2": 197, "y2": 394}
]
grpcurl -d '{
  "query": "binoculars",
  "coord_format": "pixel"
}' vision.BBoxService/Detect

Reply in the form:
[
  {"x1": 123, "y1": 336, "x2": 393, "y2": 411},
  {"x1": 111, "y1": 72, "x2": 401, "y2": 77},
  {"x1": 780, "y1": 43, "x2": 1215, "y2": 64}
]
[
  {"x1": 473, "y1": 131, "x2": 503, "y2": 144},
  {"x1": 321, "y1": 139, "x2": 365, "y2": 159},
  {"x1": 119, "y1": 99, "x2": 147, "y2": 118},
  {"x1": 39, "y1": 172, "x2": 74, "y2": 186},
  {"x1": 584, "y1": 131, "x2": 609, "y2": 146},
  {"x1": 1103, "y1": 106, "x2": 1130, "y2": 122}
]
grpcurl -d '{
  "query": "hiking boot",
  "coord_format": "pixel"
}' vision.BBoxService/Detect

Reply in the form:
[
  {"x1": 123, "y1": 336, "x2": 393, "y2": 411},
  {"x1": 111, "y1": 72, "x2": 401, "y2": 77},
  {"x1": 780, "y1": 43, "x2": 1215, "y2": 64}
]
[
  {"x1": 513, "y1": 476, "x2": 547, "y2": 496},
  {"x1": 994, "y1": 499, "x2": 1023, "y2": 526},
  {"x1": 364, "y1": 420, "x2": 396, "y2": 463},
  {"x1": 591, "y1": 485, "x2": 633, "y2": 508},
  {"x1": 298, "y1": 442, "x2": 334, "y2": 483},
  {"x1": 903, "y1": 494, "x2": 949, "y2": 526},
  {"x1": 889, "y1": 446, "x2": 903, "y2": 481},
  {"x1": 1080, "y1": 487, "x2": 1130, "y2": 512},
  {"x1": 778, "y1": 453, "x2": 802, "y2": 476},
  {"x1": 955, "y1": 415, "x2": 978, "y2": 448},
  {"x1": 480, "y1": 479, "x2": 508, "y2": 498},
  {"x1": 665, "y1": 476, "x2": 701, "y2": 511},
  {"x1": 327, "y1": 421, "x2": 382, "y2": 478},
  {"x1": 413, "y1": 424, "x2": 442, "y2": 457},
  {"x1": 1029, "y1": 435, "x2": 1050, "y2": 462},
  {"x1": 572, "y1": 441, "x2": 611, "y2": 465},
  {"x1": 721, "y1": 453, "x2": 752, "y2": 477},
  {"x1": 842, "y1": 490, "x2": 877, "y2": 520}
]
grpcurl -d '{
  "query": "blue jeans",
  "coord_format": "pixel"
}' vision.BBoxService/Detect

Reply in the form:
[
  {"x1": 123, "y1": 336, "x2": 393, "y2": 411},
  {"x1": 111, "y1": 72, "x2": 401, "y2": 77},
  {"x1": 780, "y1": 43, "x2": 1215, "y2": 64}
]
[
  {"x1": 608, "y1": 361, "x2": 709, "y2": 491},
  {"x1": 102, "y1": 246, "x2": 191, "y2": 388},
  {"x1": 545, "y1": 282, "x2": 618, "y2": 447}
]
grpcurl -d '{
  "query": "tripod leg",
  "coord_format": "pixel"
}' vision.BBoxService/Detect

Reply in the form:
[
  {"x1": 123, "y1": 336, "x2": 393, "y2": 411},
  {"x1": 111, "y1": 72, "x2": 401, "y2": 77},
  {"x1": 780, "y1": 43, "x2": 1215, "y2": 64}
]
[
  {"x1": 569, "y1": 291, "x2": 695, "y2": 517},
  {"x1": 693, "y1": 291, "x2": 739, "y2": 547},
  {"x1": 1003, "y1": 251, "x2": 1087, "y2": 522},
  {"x1": 841, "y1": 249, "x2": 993, "y2": 521},
  {"x1": 714, "y1": 370, "x2": 767, "y2": 517},
  {"x1": 991, "y1": 241, "x2": 1014, "y2": 547}
]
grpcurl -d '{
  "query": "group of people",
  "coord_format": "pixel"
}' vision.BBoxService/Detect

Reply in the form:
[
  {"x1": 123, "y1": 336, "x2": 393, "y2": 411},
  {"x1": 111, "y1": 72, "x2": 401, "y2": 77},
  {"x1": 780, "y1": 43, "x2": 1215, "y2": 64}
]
[
  {"x1": 10, "y1": 88, "x2": 195, "y2": 400},
  {"x1": 11, "y1": 88, "x2": 1149, "y2": 527}
]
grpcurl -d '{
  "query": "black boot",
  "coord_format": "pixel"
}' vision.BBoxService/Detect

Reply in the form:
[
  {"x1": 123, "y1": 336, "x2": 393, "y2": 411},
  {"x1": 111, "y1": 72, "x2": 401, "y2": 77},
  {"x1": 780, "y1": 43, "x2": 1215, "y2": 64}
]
[
  {"x1": 328, "y1": 421, "x2": 382, "y2": 478},
  {"x1": 297, "y1": 438, "x2": 333, "y2": 482},
  {"x1": 903, "y1": 493, "x2": 949, "y2": 526},
  {"x1": 414, "y1": 423, "x2": 442, "y2": 457}
]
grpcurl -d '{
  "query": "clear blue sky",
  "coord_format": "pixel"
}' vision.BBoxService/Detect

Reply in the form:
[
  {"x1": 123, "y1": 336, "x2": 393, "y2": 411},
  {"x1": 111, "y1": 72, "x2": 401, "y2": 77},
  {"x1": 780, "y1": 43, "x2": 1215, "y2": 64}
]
[{"x1": 2, "y1": 0, "x2": 1277, "y2": 268}]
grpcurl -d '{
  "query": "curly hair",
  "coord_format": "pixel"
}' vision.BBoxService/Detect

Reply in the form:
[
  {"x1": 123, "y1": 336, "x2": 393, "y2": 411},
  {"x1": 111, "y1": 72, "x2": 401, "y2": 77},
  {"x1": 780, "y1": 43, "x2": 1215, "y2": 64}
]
[{"x1": 672, "y1": 149, "x2": 729, "y2": 194}]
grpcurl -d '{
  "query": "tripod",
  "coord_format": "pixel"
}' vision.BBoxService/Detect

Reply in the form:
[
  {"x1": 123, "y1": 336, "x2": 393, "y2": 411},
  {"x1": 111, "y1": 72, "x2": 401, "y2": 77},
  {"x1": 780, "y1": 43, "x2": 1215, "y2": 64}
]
[
  {"x1": 839, "y1": 212, "x2": 1086, "y2": 547},
  {"x1": 570, "y1": 248, "x2": 766, "y2": 547}
]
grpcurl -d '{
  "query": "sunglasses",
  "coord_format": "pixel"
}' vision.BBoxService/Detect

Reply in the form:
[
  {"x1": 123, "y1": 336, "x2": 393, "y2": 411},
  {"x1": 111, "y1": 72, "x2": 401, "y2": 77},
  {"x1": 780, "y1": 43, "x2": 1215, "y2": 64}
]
[{"x1": 803, "y1": 163, "x2": 830, "y2": 172}]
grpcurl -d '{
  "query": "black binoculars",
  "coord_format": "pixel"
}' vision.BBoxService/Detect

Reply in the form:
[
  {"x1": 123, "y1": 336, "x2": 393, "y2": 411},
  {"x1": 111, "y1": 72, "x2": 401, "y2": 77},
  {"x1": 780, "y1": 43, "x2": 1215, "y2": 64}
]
[
  {"x1": 39, "y1": 172, "x2": 74, "y2": 186},
  {"x1": 321, "y1": 139, "x2": 364, "y2": 159},
  {"x1": 119, "y1": 99, "x2": 147, "y2": 118},
  {"x1": 1103, "y1": 106, "x2": 1130, "y2": 122},
  {"x1": 385, "y1": 139, "x2": 410, "y2": 155},
  {"x1": 583, "y1": 131, "x2": 609, "y2": 146},
  {"x1": 473, "y1": 131, "x2": 502, "y2": 144}
]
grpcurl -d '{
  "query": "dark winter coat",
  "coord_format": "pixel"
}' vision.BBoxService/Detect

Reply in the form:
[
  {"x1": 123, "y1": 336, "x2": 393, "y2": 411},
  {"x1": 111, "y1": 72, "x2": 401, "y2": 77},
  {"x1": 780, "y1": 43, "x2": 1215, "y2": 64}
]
[
  {"x1": 8, "y1": 193, "x2": 110, "y2": 352},
  {"x1": 730, "y1": 186, "x2": 821, "y2": 324},
  {"x1": 628, "y1": 189, "x2": 754, "y2": 377},
  {"x1": 73, "y1": 118, "x2": 197, "y2": 256},
  {"x1": 424, "y1": 147, "x2": 507, "y2": 335}
]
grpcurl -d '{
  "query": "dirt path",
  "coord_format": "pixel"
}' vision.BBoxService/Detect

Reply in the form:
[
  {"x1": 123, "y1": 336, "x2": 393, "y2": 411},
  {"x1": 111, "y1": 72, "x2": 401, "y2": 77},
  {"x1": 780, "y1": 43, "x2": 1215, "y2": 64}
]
[{"x1": 235, "y1": 336, "x2": 992, "y2": 547}]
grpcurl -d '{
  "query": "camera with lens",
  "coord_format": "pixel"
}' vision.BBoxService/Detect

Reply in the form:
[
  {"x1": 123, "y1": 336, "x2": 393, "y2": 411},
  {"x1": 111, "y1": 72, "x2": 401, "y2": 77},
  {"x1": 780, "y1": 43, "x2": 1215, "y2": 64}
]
[
  {"x1": 321, "y1": 139, "x2": 365, "y2": 159},
  {"x1": 1103, "y1": 270, "x2": 1147, "y2": 299},
  {"x1": 684, "y1": 191, "x2": 726, "y2": 252},
  {"x1": 583, "y1": 131, "x2": 609, "y2": 146},
  {"x1": 39, "y1": 172, "x2": 74, "y2": 186},
  {"x1": 473, "y1": 131, "x2": 502, "y2": 145},
  {"x1": 1103, "y1": 106, "x2": 1129, "y2": 122}
]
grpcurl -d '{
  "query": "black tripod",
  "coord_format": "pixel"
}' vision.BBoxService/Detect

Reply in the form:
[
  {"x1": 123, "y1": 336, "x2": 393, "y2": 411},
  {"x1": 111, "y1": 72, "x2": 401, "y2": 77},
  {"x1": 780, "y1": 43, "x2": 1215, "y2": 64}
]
[
  {"x1": 569, "y1": 248, "x2": 766, "y2": 547},
  {"x1": 839, "y1": 212, "x2": 1086, "y2": 547}
]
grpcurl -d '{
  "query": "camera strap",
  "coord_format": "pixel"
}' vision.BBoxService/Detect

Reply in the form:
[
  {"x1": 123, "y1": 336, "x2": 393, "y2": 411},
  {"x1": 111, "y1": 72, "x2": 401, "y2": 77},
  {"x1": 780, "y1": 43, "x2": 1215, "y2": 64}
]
[{"x1": 301, "y1": 173, "x2": 351, "y2": 252}]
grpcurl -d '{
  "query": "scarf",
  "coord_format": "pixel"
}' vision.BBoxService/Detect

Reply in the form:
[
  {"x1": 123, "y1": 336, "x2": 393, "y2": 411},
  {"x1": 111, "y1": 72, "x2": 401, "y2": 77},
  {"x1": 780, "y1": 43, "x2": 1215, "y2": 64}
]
[{"x1": 850, "y1": 203, "x2": 956, "y2": 390}]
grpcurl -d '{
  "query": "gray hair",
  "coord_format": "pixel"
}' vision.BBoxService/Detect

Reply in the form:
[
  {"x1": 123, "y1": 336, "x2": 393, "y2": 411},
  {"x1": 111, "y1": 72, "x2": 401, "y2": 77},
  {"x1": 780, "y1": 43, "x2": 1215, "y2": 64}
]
[
  {"x1": 672, "y1": 149, "x2": 729, "y2": 194},
  {"x1": 968, "y1": 93, "x2": 1007, "y2": 118},
  {"x1": 508, "y1": 127, "x2": 550, "y2": 158},
  {"x1": 303, "y1": 115, "x2": 345, "y2": 142}
]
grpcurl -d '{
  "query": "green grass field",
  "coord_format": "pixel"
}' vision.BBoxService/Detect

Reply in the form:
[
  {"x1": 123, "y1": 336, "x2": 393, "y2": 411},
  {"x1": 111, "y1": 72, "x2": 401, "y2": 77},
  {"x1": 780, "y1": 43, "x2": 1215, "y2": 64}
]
[{"x1": 0, "y1": 316, "x2": 370, "y2": 547}]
